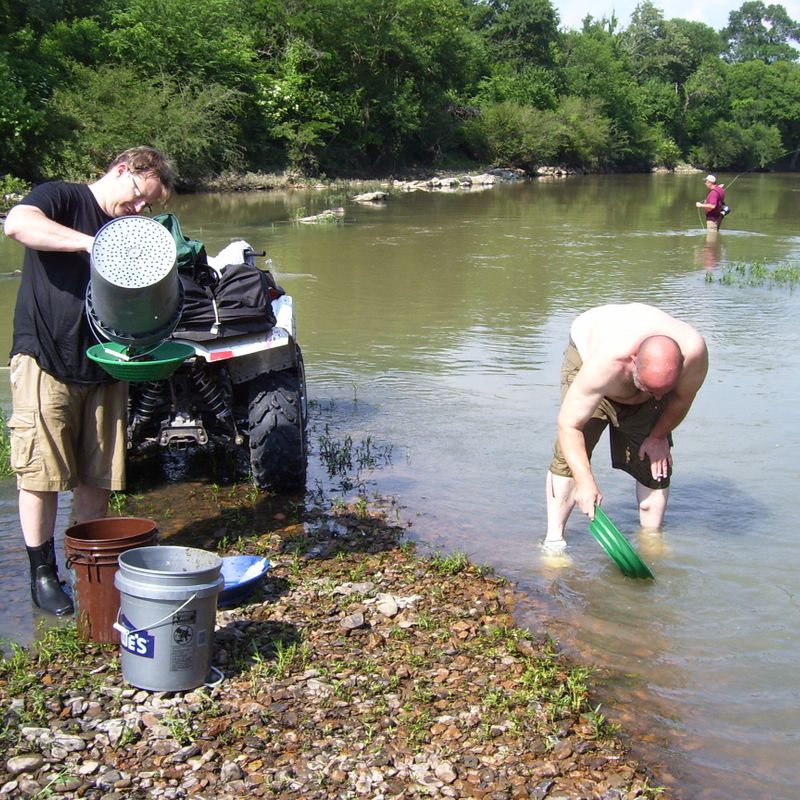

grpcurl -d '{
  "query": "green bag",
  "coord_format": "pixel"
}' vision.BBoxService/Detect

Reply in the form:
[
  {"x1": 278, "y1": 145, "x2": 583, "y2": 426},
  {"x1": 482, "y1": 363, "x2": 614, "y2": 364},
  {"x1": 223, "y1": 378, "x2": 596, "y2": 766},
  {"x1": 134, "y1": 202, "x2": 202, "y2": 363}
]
[{"x1": 152, "y1": 213, "x2": 207, "y2": 271}]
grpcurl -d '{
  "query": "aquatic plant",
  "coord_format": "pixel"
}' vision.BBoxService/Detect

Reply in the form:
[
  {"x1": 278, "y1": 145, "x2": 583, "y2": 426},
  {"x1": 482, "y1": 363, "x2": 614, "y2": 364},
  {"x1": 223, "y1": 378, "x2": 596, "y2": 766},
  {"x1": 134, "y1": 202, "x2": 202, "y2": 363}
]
[
  {"x1": 317, "y1": 426, "x2": 393, "y2": 491},
  {"x1": 706, "y1": 259, "x2": 800, "y2": 289}
]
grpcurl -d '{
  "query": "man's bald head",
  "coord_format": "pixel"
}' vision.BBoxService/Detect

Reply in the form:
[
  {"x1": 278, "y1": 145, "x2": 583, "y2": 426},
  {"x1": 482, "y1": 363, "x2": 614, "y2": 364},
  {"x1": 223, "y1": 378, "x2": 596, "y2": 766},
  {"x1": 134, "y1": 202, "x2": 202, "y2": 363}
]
[{"x1": 634, "y1": 335, "x2": 684, "y2": 398}]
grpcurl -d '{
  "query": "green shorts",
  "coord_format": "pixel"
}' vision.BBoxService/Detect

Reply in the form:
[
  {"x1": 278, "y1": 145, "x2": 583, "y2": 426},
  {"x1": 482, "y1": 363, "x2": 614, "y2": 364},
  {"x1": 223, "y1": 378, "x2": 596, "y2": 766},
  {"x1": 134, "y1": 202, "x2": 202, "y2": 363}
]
[
  {"x1": 8, "y1": 353, "x2": 127, "y2": 492},
  {"x1": 549, "y1": 341, "x2": 672, "y2": 489}
]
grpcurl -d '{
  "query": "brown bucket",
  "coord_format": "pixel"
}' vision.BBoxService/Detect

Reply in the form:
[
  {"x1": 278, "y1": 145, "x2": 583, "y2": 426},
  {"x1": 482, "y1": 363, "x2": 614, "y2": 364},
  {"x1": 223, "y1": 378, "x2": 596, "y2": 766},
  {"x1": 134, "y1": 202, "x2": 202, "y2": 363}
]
[{"x1": 64, "y1": 517, "x2": 159, "y2": 643}]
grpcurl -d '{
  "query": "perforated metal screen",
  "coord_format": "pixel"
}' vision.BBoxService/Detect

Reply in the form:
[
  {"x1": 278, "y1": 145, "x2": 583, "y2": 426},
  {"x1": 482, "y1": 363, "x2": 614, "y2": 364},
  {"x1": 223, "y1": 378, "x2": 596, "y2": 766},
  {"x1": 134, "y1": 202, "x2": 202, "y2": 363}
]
[{"x1": 91, "y1": 216, "x2": 176, "y2": 288}]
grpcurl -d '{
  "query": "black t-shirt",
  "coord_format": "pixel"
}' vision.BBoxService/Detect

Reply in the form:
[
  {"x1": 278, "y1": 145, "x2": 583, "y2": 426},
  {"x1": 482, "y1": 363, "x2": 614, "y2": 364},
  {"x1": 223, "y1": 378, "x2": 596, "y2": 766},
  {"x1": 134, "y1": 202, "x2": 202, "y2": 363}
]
[{"x1": 10, "y1": 181, "x2": 114, "y2": 384}]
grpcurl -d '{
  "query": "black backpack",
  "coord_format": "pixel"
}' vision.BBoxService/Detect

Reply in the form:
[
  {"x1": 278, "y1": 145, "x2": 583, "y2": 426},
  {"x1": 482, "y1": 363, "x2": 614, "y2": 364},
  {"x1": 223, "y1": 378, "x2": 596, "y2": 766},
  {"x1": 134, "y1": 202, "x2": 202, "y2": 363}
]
[
  {"x1": 153, "y1": 214, "x2": 283, "y2": 339},
  {"x1": 174, "y1": 259, "x2": 284, "y2": 339}
]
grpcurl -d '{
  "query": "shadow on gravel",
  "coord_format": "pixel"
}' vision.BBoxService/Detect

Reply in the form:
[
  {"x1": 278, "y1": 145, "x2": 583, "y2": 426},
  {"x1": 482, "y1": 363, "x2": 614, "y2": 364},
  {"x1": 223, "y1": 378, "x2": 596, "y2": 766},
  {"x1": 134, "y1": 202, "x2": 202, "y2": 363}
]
[{"x1": 213, "y1": 619, "x2": 301, "y2": 681}]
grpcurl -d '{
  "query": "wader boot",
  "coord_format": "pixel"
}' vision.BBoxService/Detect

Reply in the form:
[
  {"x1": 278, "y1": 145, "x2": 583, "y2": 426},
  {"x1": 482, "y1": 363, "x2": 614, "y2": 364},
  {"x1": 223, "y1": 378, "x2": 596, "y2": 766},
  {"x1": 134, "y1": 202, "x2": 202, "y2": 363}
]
[{"x1": 26, "y1": 539, "x2": 74, "y2": 616}]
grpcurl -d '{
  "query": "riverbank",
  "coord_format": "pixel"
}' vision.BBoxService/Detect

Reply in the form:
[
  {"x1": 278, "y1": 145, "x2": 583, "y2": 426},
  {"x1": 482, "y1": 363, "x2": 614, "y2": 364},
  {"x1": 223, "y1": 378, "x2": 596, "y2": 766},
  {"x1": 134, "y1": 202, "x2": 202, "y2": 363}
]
[
  {"x1": 197, "y1": 166, "x2": 530, "y2": 194},
  {"x1": 0, "y1": 491, "x2": 671, "y2": 799},
  {"x1": 194, "y1": 162, "x2": 704, "y2": 194}
]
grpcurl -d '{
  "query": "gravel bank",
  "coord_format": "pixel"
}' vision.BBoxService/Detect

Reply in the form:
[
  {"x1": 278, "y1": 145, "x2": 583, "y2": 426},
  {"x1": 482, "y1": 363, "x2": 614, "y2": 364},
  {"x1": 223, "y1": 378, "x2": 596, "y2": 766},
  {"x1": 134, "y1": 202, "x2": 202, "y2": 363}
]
[{"x1": 0, "y1": 500, "x2": 670, "y2": 799}]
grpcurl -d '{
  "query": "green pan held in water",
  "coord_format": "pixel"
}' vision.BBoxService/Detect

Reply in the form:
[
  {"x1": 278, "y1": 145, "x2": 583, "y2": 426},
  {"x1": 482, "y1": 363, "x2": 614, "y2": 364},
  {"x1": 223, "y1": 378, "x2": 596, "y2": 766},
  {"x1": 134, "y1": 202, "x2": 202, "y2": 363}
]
[
  {"x1": 86, "y1": 341, "x2": 194, "y2": 382},
  {"x1": 588, "y1": 505, "x2": 655, "y2": 579}
]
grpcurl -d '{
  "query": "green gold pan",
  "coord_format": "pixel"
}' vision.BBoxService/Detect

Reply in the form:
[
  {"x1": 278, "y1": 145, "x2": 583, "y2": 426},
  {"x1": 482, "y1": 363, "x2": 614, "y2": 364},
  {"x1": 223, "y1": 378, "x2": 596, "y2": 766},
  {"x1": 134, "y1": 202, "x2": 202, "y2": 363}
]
[
  {"x1": 588, "y1": 505, "x2": 655, "y2": 579},
  {"x1": 87, "y1": 341, "x2": 194, "y2": 382}
]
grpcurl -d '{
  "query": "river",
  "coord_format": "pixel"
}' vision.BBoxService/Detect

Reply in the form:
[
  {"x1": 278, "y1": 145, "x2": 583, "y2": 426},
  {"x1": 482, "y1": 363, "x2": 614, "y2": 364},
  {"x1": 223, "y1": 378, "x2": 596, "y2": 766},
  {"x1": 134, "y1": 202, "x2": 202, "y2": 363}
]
[{"x1": 1, "y1": 171, "x2": 798, "y2": 799}]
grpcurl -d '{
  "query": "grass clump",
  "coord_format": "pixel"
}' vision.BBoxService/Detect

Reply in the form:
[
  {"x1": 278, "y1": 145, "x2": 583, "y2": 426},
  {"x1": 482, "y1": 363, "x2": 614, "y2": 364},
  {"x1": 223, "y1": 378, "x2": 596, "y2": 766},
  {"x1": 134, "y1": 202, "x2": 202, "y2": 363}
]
[{"x1": 706, "y1": 259, "x2": 800, "y2": 289}]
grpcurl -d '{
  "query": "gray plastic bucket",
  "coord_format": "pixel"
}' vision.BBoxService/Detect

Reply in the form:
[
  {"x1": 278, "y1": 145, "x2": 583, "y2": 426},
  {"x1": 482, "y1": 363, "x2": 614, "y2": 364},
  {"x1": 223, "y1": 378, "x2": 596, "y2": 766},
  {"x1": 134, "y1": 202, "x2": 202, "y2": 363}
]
[
  {"x1": 114, "y1": 546, "x2": 223, "y2": 692},
  {"x1": 87, "y1": 215, "x2": 181, "y2": 349}
]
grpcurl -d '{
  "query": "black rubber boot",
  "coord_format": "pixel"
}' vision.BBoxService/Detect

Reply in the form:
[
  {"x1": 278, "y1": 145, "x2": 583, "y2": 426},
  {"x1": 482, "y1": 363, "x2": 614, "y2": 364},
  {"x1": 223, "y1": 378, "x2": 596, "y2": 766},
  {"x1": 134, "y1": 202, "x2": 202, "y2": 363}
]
[{"x1": 26, "y1": 540, "x2": 74, "y2": 616}]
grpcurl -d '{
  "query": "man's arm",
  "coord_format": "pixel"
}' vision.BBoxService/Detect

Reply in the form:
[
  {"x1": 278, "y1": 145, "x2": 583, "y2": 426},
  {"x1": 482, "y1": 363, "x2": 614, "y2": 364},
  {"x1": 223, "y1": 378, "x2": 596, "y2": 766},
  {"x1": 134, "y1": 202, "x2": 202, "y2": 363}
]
[
  {"x1": 639, "y1": 342, "x2": 709, "y2": 478},
  {"x1": 557, "y1": 361, "x2": 619, "y2": 516},
  {"x1": 4, "y1": 204, "x2": 94, "y2": 253}
]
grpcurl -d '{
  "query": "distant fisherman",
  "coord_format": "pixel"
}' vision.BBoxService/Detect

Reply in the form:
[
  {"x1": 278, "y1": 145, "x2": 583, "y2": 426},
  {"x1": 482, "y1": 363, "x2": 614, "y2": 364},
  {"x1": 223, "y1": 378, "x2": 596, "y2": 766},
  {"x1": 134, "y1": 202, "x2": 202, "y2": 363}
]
[
  {"x1": 543, "y1": 303, "x2": 708, "y2": 552},
  {"x1": 696, "y1": 174, "x2": 726, "y2": 232}
]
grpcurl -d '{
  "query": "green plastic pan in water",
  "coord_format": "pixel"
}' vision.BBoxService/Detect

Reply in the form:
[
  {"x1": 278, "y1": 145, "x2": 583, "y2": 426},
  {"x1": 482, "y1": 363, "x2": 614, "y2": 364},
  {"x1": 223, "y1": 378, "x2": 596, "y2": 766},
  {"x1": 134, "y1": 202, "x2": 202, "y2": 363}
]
[{"x1": 588, "y1": 506, "x2": 655, "y2": 579}]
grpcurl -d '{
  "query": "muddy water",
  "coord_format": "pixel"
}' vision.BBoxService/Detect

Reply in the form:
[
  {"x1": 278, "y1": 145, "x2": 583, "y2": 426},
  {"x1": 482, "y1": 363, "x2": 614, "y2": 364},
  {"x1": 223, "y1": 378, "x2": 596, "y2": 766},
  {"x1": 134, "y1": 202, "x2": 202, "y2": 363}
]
[{"x1": 1, "y1": 173, "x2": 799, "y2": 799}]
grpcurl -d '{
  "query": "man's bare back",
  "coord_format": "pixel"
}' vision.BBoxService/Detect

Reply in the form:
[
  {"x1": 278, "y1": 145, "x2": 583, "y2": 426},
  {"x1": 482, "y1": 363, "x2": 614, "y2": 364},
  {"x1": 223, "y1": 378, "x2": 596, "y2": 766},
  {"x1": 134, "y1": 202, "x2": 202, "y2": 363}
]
[{"x1": 569, "y1": 303, "x2": 707, "y2": 405}]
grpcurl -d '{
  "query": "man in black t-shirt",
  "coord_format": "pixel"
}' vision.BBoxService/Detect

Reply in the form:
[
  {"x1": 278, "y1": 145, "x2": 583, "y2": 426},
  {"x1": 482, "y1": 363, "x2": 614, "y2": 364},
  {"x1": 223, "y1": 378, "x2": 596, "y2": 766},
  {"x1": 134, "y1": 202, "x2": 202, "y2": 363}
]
[{"x1": 4, "y1": 147, "x2": 175, "y2": 615}]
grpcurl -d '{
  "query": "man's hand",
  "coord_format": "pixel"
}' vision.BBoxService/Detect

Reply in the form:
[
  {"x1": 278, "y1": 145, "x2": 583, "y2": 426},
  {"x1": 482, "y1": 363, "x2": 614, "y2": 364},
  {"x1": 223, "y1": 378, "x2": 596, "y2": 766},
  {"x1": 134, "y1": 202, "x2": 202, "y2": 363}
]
[
  {"x1": 639, "y1": 435, "x2": 672, "y2": 482},
  {"x1": 574, "y1": 479, "x2": 602, "y2": 519}
]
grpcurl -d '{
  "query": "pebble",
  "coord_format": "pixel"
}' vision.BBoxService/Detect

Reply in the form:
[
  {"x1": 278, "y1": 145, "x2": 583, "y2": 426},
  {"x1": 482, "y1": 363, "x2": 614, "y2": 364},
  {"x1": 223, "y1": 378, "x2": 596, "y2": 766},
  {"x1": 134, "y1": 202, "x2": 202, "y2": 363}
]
[{"x1": 5, "y1": 754, "x2": 44, "y2": 776}]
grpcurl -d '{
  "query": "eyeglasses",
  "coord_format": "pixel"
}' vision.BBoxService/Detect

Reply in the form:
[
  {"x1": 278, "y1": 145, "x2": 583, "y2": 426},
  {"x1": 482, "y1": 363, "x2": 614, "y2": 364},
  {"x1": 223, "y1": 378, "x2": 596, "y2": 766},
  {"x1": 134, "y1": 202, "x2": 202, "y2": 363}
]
[{"x1": 129, "y1": 172, "x2": 152, "y2": 213}]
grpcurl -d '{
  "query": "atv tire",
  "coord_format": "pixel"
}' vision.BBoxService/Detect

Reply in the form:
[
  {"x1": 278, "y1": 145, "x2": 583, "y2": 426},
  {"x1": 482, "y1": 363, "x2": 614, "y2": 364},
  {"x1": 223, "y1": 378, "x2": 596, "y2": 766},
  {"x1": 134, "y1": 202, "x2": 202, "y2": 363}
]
[{"x1": 247, "y1": 365, "x2": 307, "y2": 491}]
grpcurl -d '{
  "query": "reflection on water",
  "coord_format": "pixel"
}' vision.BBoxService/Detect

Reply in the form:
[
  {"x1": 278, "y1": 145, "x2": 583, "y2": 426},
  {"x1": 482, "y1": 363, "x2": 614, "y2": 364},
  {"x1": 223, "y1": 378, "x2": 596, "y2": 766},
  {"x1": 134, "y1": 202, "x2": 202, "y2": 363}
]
[
  {"x1": 698, "y1": 231, "x2": 724, "y2": 270},
  {"x1": 2, "y1": 174, "x2": 800, "y2": 799}
]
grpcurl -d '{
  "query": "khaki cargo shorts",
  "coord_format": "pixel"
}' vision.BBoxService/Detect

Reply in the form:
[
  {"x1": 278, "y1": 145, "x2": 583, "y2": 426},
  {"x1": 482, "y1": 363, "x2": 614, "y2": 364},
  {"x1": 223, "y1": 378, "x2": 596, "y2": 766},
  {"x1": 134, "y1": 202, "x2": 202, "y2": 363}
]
[
  {"x1": 549, "y1": 341, "x2": 672, "y2": 489},
  {"x1": 8, "y1": 353, "x2": 127, "y2": 492}
]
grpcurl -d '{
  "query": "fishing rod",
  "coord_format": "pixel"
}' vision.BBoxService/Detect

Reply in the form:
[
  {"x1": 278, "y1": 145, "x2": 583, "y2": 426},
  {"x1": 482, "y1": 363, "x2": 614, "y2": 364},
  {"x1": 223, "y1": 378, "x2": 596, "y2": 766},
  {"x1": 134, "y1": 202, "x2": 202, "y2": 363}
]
[{"x1": 718, "y1": 147, "x2": 797, "y2": 191}]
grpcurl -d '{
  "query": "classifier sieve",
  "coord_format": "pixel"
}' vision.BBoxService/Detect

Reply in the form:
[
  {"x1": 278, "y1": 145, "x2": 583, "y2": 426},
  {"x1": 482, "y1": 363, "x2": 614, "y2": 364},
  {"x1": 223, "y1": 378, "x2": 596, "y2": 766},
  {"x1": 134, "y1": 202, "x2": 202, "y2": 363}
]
[{"x1": 86, "y1": 215, "x2": 181, "y2": 349}]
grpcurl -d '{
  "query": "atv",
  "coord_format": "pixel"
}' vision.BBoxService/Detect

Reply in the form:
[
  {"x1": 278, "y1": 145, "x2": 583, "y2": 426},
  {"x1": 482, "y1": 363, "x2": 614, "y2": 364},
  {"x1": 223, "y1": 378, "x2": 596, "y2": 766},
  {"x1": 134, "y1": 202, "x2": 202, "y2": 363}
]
[{"x1": 125, "y1": 241, "x2": 307, "y2": 492}]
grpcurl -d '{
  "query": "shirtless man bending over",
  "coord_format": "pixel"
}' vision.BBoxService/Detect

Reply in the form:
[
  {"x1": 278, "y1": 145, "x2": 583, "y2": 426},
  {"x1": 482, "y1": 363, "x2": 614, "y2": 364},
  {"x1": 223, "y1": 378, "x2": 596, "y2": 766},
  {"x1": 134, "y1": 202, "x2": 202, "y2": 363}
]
[{"x1": 544, "y1": 303, "x2": 708, "y2": 551}]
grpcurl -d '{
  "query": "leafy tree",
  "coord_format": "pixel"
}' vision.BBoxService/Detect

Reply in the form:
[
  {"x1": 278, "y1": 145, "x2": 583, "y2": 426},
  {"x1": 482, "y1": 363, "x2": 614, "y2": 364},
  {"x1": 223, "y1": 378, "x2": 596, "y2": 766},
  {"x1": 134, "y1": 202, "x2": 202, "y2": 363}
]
[
  {"x1": 471, "y1": 62, "x2": 557, "y2": 109},
  {"x1": 257, "y1": 37, "x2": 342, "y2": 173},
  {"x1": 0, "y1": 52, "x2": 45, "y2": 175},
  {"x1": 682, "y1": 57, "x2": 731, "y2": 144},
  {"x1": 107, "y1": 0, "x2": 257, "y2": 86},
  {"x1": 669, "y1": 18, "x2": 726, "y2": 72},
  {"x1": 252, "y1": 0, "x2": 482, "y2": 173},
  {"x1": 472, "y1": 0, "x2": 560, "y2": 68},
  {"x1": 44, "y1": 65, "x2": 244, "y2": 183},
  {"x1": 738, "y1": 121, "x2": 785, "y2": 166},
  {"x1": 727, "y1": 58, "x2": 800, "y2": 164},
  {"x1": 0, "y1": 18, "x2": 69, "y2": 178},
  {"x1": 639, "y1": 77, "x2": 683, "y2": 146},
  {"x1": 620, "y1": 1, "x2": 671, "y2": 79},
  {"x1": 39, "y1": 16, "x2": 114, "y2": 68},
  {"x1": 1, "y1": 0, "x2": 798, "y2": 179},
  {"x1": 558, "y1": 22, "x2": 653, "y2": 167},
  {"x1": 461, "y1": 100, "x2": 561, "y2": 167},
  {"x1": 722, "y1": 1, "x2": 800, "y2": 63},
  {"x1": 688, "y1": 119, "x2": 746, "y2": 168},
  {"x1": 555, "y1": 95, "x2": 613, "y2": 166},
  {"x1": 621, "y1": 2, "x2": 722, "y2": 84}
]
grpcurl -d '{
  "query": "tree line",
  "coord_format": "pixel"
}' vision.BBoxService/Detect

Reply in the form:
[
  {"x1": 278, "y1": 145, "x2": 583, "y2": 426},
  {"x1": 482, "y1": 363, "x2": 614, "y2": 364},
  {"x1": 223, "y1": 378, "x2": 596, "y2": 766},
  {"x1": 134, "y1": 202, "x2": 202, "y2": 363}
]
[{"x1": 1, "y1": 0, "x2": 798, "y2": 188}]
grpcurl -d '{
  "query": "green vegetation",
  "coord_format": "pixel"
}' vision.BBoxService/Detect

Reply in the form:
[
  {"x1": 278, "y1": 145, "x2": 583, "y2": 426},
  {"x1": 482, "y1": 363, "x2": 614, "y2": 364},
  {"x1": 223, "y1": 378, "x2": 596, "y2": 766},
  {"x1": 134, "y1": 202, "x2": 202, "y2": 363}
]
[
  {"x1": 0, "y1": 0, "x2": 797, "y2": 185},
  {"x1": 1, "y1": 176, "x2": 30, "y2": 214},
  {"x1": 0, "y1": 410, "x2": 12, "y2": 478},
  {"x1": 317, "y1": 426, "x2": 394, "y2": 494},
  {"x1": 0, "y1": 624, "x2": 109, "y2": 754},
  {"x1": 429, "y1": 549, "x2": 472, "y2": 575},
  {"x1": 706, "y1": 259, "x2": 800, "y2": 288}
]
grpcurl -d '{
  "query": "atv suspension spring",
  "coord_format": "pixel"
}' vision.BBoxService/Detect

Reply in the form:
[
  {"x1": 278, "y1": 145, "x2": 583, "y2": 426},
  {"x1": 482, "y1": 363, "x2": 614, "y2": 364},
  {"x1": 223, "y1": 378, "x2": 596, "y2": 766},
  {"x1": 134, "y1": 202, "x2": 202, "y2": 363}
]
[
  {"x1": 130, "y1": 381, "x2": 165, "y2": 426},
  {"x1": 191, "y1": 364, "x2": 232, "y2": 422}
]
